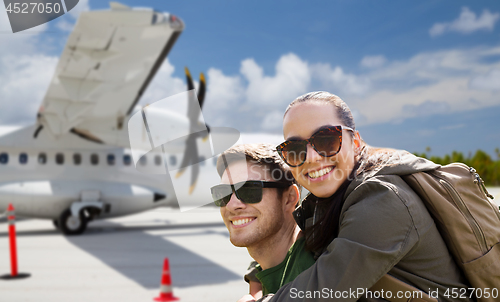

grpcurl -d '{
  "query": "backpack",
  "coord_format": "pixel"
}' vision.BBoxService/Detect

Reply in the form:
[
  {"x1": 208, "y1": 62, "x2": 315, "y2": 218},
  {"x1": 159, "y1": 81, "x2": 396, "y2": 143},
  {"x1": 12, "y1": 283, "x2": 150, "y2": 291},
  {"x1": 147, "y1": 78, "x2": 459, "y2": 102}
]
[
  {"x1": 296, "y1": 162, "x2": 499, "y2": 301},
  {"x1": 395, "y1": 163, "x2": 500, "y2": 302}
]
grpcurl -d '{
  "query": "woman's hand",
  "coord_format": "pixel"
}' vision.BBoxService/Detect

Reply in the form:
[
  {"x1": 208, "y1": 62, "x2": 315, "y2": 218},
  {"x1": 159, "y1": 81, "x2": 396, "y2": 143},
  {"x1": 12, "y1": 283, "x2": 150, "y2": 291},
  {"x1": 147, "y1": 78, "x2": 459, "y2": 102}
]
[{"x1": 249, "y1": 280, "x2": 262, "y2": 299}]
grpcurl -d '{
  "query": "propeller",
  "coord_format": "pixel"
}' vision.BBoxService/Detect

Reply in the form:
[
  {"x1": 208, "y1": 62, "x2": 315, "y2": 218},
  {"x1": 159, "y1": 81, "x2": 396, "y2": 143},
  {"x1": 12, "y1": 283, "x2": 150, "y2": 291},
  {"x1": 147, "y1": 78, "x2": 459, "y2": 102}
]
[{"x1": 175, "y1": 67, "x2": 208, "y2": 194}]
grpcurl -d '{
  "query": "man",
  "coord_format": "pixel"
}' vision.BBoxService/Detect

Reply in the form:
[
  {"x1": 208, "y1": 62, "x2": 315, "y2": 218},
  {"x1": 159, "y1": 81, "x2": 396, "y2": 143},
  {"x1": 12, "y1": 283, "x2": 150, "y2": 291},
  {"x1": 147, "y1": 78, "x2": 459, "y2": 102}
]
[{"x1": 211, "y1": 144, "x2": 315, "y2": 300}]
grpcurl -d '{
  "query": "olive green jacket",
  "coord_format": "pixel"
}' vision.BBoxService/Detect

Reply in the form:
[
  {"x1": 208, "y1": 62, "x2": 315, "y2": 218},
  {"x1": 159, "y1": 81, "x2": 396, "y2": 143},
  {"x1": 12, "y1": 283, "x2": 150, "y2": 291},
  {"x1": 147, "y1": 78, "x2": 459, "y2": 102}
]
[{"x1": 259, "y1": 152, "x2": 472, "y2": 302}]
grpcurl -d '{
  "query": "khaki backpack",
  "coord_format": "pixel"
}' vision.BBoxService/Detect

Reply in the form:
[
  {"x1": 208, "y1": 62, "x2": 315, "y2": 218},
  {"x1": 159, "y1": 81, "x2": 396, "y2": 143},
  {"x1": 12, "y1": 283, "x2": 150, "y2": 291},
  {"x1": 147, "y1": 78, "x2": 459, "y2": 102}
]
[{"x1": 374, "y1": 163, "x2": 500, "y2": 302}]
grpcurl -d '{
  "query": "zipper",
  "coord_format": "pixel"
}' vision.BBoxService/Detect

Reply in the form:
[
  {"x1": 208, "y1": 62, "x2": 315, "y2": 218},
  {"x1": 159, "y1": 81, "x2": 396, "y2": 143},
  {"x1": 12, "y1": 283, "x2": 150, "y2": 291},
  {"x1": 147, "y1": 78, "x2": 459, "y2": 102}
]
[
  {"x1": 439, "y1": 178, "x2": 488, "y2": 255},
  {"x1": 469, "y1": 167, "x2": 494, "y2": 199},
  {"x1": 469, "y1": 167, "x2": 500, "y2": 221}
]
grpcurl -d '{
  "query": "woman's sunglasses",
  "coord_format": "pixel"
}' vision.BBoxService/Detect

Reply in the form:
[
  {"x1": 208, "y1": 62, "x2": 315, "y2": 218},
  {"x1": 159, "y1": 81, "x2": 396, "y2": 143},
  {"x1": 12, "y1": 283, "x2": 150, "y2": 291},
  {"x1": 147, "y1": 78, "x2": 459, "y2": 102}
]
[
  {"x1": 211, "y1": 180, "x2": 292, "y2": 207},
  {"x1": 276, "y1": 125, "x2": 354, "y2": 167}
]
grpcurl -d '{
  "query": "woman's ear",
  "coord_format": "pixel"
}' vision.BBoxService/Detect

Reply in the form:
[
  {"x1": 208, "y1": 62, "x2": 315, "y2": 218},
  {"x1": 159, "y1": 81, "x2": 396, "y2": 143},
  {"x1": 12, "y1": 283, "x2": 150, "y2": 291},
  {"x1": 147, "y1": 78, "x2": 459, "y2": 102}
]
[
  {"x1": 353, "y1": 131, "x2": 363, "y2": 153},
  {"x1": 354, "y1": 131, "x2": 361, "y2": 148}
]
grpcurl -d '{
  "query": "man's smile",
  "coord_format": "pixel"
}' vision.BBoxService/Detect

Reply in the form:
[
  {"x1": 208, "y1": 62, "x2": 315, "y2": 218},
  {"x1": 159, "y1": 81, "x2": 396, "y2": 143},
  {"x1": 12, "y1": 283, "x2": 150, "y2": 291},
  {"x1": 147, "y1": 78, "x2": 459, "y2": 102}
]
[{"x1": 231, "y1": 217, "x2": 256, "y2": 227}]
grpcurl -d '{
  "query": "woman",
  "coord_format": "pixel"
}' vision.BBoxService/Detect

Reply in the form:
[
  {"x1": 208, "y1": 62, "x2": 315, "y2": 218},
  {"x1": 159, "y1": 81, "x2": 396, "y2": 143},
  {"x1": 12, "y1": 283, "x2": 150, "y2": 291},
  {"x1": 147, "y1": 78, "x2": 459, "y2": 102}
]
[{"x1": 254, "y1": 92, "x2": 472, "y2": 302}]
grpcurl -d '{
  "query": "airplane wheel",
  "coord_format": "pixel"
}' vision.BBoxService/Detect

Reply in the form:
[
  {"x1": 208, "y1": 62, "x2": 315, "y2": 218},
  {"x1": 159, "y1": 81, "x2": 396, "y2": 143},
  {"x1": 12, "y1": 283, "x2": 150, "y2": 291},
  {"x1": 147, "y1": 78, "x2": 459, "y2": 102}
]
[
  {"x1": 59, "y1": 209, "x2": 87, "y2": 235},
  {"x1": 53, "y1": 219, "x2": 60, "y2": 230}
]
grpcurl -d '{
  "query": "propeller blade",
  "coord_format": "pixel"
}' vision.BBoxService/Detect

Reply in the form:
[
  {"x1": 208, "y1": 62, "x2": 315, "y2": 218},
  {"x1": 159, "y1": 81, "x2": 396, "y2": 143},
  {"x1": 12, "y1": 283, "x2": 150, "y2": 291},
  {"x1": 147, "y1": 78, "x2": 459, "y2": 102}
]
[
  {"x1": 202, "y1": 125, "x2": 210, "y2": 142},
  {"x1": 175, "y1": 135, "x2": 197, "y2": 178},
  {"x1": 189, "y1": 156, "x2": 199, "y2": 195},
  {"x1": 185, "y1": 67, "x2": 202, "y2": 126},
  {"x1": 175, "y1": 167, "x2": 186, "y2": 179},
  {"x1": 185, "y1": 67, "x2": 195, "y2": 91},
  {"x1": 198, "y1": 73, "x2": 209, "y2": 141},
  {"x1": 197, "y1": 73, "x2": 206, "y2": 109},
  {"x1": 175, "y1": 134, "x2": 201, "y2": 194},
  {"x1": 176, "y1": 68, "x2": 207, "y2": 194},
  {"x1": 185, "y1": 67, "x2": 206, "y2": 109}
]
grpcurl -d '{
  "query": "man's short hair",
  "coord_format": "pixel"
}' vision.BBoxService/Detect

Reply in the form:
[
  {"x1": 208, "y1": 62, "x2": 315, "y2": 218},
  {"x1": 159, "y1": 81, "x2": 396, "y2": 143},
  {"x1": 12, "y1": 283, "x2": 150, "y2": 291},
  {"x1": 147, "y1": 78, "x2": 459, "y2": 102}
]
[{"x1": 216, "y1": 143, "x2": 300, "y2": 191}]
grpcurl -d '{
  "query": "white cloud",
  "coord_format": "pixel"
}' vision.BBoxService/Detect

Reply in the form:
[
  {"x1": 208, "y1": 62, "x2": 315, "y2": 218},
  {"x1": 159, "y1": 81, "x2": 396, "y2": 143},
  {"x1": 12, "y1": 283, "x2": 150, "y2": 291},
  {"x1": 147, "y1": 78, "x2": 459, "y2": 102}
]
[
  {"x1": 261, "y1": 110, "x2": 284, "y2": 132},
  {"x1": 0, "y1": 5, "x2": 12, "y2": 33},
  {"x1": 202, "y1": 53, "x2": 311, "y2": 131},
  {"x1": 360, "y1": 55, "x2": 387, "y2": 69},
  {"x1": 311, "y1": 63, "x2": 371, "y2": 96},
  {"x1": 56, "y1": 18, "x2": 75, "y2": 31},
  {"x1": 0, "y1": 4, "x2": 55, "y2": 125},
  {"x1": 239, "y1": 133, "x2": 283, "y2": 146},
  {"x1": 321, "y1": 45, "x2": 500, "y2": 126},
  {"x1": 55, "y1": 0, "x2": 90, "y2": 32},
  {"x1": 430, "y1": 7, "x2": 500, "y2": 37},
  {"x1": 0, "y1": 5, "x2": 48, "y2": 56},
  {"x1": 0, "y1": 55, "x2": 58, "y2": 124},
  {"x1": 469, "y1": 69, "x2": 500, "y2": 91},
  {"x1": 349, "y1": 76, "x2": 497, "y2": 126},
  {"x1": 202, "y1": 68, "x2": 245, "y2": 126},
  {"x1": 402, "y1": 100, "x2": 451, "y2": 117},
  {"x1": 206, "y1": 68, "x2": 244, "y2": 109},
  {"x1": 202, "y1": 46, "x2": 500, "y2": 131},
  {"x1": 139, "y1": 59, "x2": 186, "y2": 107},
  {"x1": 241, "y1": 53, "x2": 310, "y2": 106},
  {"x1": 1, "y1": 11, "x2": 499, "y2": 136},
  {"x1": 67, "y1": 0, "x2": 90, "y2": 19},
  {"x1": 429, "y1": 23, "x2": 447, "y2": 37}
]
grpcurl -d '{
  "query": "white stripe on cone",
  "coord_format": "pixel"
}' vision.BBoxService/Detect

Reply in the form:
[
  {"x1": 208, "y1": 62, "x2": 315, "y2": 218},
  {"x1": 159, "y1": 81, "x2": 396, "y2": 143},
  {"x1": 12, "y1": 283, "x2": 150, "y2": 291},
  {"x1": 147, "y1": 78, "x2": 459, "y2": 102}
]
[{"x1": 160, "y1": 285, "x2": 173, "y2": 293}]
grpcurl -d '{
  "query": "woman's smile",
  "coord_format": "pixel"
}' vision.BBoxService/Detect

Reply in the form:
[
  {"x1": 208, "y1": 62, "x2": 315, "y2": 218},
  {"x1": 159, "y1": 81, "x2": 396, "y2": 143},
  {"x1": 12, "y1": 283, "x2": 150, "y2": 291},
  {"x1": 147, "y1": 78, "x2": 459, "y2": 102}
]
[{"x1": 306, "y1": 166, "x2": 335, "y2": 181}]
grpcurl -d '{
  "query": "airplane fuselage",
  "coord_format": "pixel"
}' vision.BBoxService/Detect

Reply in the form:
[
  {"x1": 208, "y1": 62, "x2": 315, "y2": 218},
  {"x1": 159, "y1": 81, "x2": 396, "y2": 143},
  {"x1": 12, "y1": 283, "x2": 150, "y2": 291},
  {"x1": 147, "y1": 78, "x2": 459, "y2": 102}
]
[{"x1": 0, "y1": 125, "x2": 219, "y2": 221}]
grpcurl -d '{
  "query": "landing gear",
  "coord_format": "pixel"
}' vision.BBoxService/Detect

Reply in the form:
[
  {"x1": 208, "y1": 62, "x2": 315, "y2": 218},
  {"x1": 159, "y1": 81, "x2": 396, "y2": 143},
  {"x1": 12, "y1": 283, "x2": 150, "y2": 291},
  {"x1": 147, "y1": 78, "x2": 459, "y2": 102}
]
[
  {"x1": 58, "y1": 209, "x2": 88, "y2": 235},
  {"x1": 52, "y1": 219, "x2": 60, "y2": 230}
]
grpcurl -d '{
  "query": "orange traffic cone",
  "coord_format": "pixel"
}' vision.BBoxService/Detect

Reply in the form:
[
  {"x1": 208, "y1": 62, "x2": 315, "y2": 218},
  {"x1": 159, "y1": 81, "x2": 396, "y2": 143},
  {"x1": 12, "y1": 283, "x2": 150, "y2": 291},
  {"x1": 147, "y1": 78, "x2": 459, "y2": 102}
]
[{"x1": 153, "y1": 258, "x2": 179, "y2": 301}]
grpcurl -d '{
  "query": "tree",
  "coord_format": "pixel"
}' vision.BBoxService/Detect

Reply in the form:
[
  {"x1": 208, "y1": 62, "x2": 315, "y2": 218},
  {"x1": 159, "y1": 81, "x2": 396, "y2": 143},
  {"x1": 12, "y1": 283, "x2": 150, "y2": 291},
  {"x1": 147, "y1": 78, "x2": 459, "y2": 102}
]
[{"x1": 413, "y1": 148, "x2": 499, "y2": 186}]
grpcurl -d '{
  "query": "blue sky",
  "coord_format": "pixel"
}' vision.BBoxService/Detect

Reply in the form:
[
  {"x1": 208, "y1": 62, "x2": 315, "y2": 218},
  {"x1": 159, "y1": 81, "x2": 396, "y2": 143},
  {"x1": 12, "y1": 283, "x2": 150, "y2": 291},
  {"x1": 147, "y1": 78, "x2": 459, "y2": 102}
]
[{"x1": 0, "y1": 0, "x2": 499, "y2": 157}]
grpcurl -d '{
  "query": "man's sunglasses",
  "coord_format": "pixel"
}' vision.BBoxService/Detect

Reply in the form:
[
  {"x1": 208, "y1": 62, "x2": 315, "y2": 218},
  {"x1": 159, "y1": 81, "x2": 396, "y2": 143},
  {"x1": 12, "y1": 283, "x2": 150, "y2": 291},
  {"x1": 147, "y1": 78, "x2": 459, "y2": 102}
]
[
  {"x1": 276, "y1": 125, "x2": 354, "y2": 167},
  {"x1": 211, "y1": 180, "x2": 292, "y2": 207}
]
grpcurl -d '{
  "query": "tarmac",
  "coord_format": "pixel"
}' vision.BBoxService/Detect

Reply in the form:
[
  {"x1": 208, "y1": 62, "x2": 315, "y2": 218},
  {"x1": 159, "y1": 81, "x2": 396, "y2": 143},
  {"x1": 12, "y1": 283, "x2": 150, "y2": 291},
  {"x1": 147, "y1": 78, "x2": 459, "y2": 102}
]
[{"x1": 0, "y1": 206, "x2": 253, "y2": 302}]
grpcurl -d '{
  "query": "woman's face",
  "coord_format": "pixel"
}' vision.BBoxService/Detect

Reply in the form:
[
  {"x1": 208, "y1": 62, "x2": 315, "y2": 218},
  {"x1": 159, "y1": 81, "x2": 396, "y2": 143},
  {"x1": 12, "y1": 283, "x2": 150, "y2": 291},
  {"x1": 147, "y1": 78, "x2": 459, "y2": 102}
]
[{"x1": 283, "y1": 102, "x2": 359, "y2": 198}]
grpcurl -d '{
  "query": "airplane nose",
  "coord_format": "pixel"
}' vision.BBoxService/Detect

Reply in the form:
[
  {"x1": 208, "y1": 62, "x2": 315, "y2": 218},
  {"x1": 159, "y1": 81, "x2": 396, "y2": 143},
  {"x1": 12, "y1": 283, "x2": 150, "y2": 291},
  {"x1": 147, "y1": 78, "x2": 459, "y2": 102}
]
[{"x1": 154, "y1": 193, "x2": 166, "y2": 202}]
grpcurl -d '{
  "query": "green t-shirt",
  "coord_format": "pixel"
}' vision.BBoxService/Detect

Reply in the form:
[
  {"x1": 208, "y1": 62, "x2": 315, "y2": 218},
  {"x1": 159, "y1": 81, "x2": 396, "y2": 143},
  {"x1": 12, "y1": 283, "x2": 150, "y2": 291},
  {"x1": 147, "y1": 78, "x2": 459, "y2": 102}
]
[{"x1": 255, "y1": 237, "x2": 315, "y2": 295}]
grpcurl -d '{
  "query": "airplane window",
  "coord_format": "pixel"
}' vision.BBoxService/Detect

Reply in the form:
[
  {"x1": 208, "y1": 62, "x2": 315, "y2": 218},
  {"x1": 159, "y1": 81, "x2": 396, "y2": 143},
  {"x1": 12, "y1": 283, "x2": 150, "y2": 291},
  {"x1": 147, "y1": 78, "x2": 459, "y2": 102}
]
[
  {"x1": 199, "y1": 156, "x2": 205, "y2": 166},
  {"x1": 154, "y1": 155, "x2": 162, "y2": 166},
  {"x1": 73, "y1": 153, "x2": 81, "y2": 165},
  {"x1": 38, "y1": 153, "x2": 46, "y2": 164},
  {"x1": 170, "y1": 155, "x2": 176, "y2": 166},
  {"x1": 90, "y1": 154, "x2": 99, "y2": 165},
  {"x1": 0, "y1": 153, "x2": 8, "y2": 164},
  {"x1": 139, "y1": 155, "x2": 147, "y2": 166},
  {"x1": 19, "y1": 153, "x2": 28, "y2": 164},
  {"x1": 123, "y1": 154, "x2": 131, "y2": 166},
  {"x1": 56, "y1": 153, "x2": 64, "y2": 165},
  {"x1": 107, "y1": 154, "x2": 115, "y2": 165}
]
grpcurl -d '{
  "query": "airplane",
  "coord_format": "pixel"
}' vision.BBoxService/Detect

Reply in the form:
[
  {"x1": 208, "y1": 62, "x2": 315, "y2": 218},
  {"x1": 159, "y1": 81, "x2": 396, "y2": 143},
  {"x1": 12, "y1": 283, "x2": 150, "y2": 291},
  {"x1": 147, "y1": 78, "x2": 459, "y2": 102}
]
[{"x1": 0, "y1": 2, "x2": 240, "y2": 235}]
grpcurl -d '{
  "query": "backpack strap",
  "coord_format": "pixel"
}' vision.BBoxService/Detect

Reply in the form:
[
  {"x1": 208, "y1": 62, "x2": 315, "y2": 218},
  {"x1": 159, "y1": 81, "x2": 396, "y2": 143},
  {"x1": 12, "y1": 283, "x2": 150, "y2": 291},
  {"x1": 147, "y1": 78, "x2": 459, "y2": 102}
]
[{"x1": 370, "y1": 274, "x2": 438, "y2": 302}]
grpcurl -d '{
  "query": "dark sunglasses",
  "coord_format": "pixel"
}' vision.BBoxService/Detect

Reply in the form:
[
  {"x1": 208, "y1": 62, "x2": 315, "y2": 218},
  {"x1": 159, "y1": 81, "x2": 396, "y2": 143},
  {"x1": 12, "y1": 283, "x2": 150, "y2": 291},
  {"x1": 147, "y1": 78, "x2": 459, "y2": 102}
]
[
  {"x1": 211, "y1": 180, "x2": 292, "y2": 207},
  {"x1": 276, "y1": 125, "x2": 354, "y2": 167}
]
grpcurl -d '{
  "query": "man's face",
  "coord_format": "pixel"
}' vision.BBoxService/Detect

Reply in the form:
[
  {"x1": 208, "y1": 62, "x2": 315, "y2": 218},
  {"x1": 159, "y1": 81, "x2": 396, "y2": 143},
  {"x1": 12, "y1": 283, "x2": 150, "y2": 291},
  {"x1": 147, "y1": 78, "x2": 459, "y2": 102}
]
[{"x1": 220, "y1": 161, "x2": 285, "y2": 248}]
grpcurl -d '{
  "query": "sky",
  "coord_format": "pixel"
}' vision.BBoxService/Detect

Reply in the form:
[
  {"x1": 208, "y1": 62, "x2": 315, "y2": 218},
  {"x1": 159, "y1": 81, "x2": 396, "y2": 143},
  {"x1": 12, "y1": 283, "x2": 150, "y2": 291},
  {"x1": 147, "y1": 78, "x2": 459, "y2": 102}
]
[{"x1": 0, "y1": 0, "x2": 499, "y2": 157}]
